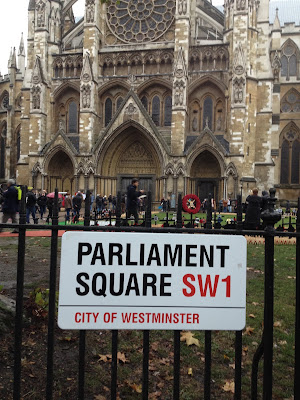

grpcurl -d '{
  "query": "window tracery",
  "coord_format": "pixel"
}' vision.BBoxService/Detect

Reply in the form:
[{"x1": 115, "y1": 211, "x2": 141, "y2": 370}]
[
  {"x1": 105, "y1": 98, "x2": 113, "y2": 126},
  {"x1": 1, "y1": 92, "x2": 9, "y2": 110},
  {"x1": 280, "y1": 125, "x2": 300, "y2": 184},
  {"x1": 281, "y1": 40, "x2": 299, "y2": 80},
  {"x1": 106, "y1": 0, "x2": 176, "y2": 44},
  {"x1": 281, "y1": 89, "x2": 300, "y2": 113}
]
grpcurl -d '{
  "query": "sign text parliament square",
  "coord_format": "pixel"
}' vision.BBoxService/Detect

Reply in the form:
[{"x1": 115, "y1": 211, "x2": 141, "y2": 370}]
[{"x1": 58, "y1": 232, "x2": 247, "y2": 330}]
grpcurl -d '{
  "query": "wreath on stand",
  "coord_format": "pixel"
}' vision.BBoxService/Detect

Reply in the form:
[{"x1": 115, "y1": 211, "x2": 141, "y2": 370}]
[{"x1": 182, "y1": 194, "x2": 201, "y2": 214}]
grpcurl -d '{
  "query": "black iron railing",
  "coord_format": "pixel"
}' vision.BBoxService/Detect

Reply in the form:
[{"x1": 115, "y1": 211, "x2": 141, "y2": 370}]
[{"x1": 0, "y1": 188, "x2": 299, "y2": 399}]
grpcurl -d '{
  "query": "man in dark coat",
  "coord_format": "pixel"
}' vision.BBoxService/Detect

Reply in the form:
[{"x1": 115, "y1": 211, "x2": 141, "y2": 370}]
[
  {"x1": 244, "y1": 188, "x2": 262, "y2": 230},
  {"x1": 73, "y1": 191, "x2": 83, "y2": 218},
  {"x1": 0, "y1": 179, "x2": 19, "y2": 233},
  {"x1": 26, "y1": 187, "x2": 37, "y2": 224},
  {"x1": 126, "y1": 179, "x2": 144, "y2": 225}
]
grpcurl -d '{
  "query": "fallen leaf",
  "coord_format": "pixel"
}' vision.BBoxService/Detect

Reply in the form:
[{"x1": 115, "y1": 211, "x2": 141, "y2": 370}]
[
  {"x1": 149, "y1": 391, "x2": 162, "y2": 399},
  {"x1": 274, "y1": 321, "x2": 282, "y2": 327},
  {"x1": 222, "y1": 380, "x2": 235, "y2": 393},
  {"x1": 243, "y1": 326, "x2": 254, "y2": 336},
  {"x1": 117, "y1": 352, "x2": 129, "y2": 363},
  {"x1": 252, "y1": 302, "x2": 260, "y2": 306},
  {"x1": 180, "y1": 331, "x2": 200, "y2": 347},
  {"x1": 249, "y1": 314, "x2": 256, "y2": 319},
  {"x1": 128, "y1": 382, "x2": 142, "y2": 393},
  {"x1": 94, "y1": 395, "x2": 106, "y2": 400},
  {"x1": 223, "y1": 354, "x2": 230, "y2": 362},
  {"x1": 97, "y1": 354, "x2": 111, "y2": 363},
  {"x1": 188, "y1": 367, "x2": 193, "y2": 376},
  {"x1": 279, "y1": 340, "x2": 287, "y2": 346},
  {"x1": 287, "y1": 276, "x2": 296, "y2": 280},
  {"x1": 229, "y1": 363, "x2": 235, "y2": 369}
]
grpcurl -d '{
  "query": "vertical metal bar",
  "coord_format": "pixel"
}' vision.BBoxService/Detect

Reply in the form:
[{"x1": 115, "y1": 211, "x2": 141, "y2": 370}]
[
  {"x1": 236, "y1": 194, "x2": 243, "y2": 230},
  {"x1": 235, "y1": 199, "x2": 243, "y2": 399},
  {"x1": 234, "y1": 331, "x2": 242, "y2": 400},
  {"x1": 294, "y1": 197, "x2": 300, "y2": 397},
  {"x1": 142, "y1": 330, "x2": 150, "y2": 400},
  {"x1": 78, "y1": 190, "x2": 91, "y2": 400},
  {"x1": 176, "y1": 193, "x2": 182, "y2": 228},
  {"x1": 111, "y1": 330, "x2": 118, "y2": 400},
  {"x1": 145, "y1": 191, "x2": 152, "y2": 228},
  {"x1": 46, "y1": 188, "x2": 59, "y2": 400},
  {"x1": 261, "y1": 188, "x2": 280, "y2": 400},
  {"x1": 13, "y1": 186, "x2": 27, "y2": 400},
  {"x1": 207, "y1": 193, "x2": 212, "y2": 229},
  {"x1": 116, "y1": 191, "x2": 121, "y2": 227},
  {"x1": 204, "y1": 331, "x2": 211, "y2": 400},
  {"x1": 173, "y1": 330, "x2": 181, "y2": 400}
]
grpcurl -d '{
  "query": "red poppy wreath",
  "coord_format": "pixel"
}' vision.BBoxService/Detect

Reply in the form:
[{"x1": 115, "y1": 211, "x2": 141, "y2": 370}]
[{"x1": 182, "y1": 194, "x2": 201, "y2": 214}]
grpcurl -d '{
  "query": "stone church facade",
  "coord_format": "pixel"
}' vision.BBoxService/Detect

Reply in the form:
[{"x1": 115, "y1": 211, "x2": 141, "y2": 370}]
[{"x1": 0, "y1": 0, "x2": 300, "y2": 202}]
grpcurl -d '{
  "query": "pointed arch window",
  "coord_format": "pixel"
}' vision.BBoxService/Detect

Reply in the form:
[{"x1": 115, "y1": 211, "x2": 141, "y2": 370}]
[
  {"x1": 281, "y1": 41, "x2": 299, "y2": 80},
  {"x1": 281, "y1": 90, "x2": 300, "y2": 113},
  {"x1": 164, "y1": 96, "x2": 172, "y2": 126},
  {"x1": 1, "y1": 93, "x2": 9, "y2": 110},
  {"x1": 141, "y1": 96, "x2": 148, "y2": 111},
  {"x1": 202, "y1": 96, "x2": 213, "y2": 130},
  {"x1": 68, "y1": 101, "x2": 78, "y2": 133},
  {"x1": 116, "y1": 97, "x2": 124, "y2": 110},
  {"x1": 280, "y1": 127, "x2": 300, "y2": 184},
  {"x1": 152, "y1": 96, "x2": 160, "y2": 126},
  {"x1": 17, "y1": 128, "x2": 21, "y2": 162},
  {"x1": 0, "y1": 123, "x2": 7, "y2": 178},
  {"x1": 105, "y1": 98, "x2": 113, "y2": 126}
]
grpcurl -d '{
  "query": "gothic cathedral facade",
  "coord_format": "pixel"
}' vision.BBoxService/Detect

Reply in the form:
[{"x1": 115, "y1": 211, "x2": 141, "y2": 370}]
[{"x1": 0, "y1": 0, "x2": 300, "y2": 202}]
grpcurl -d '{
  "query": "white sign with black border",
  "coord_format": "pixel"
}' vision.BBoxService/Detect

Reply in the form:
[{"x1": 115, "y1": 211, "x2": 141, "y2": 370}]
[{"x1": 58, "y1": 232, "x2": 247, "y2": 330}]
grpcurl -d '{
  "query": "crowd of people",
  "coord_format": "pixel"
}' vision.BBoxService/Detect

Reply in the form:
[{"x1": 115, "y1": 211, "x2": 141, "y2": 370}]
[{"x1": 0, "y1": 178, "x2": 297, "y2": 232}]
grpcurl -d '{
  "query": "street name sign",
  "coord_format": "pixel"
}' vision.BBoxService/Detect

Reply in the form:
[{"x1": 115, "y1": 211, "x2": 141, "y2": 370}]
[{"x1": 58, "y1": 232, "x2": 247, "y2": 330}]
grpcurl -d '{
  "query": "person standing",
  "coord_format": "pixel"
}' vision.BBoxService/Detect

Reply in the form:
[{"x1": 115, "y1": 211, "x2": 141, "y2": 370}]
[
  {"x1": 64, "y1": 192, "x2": 73, "y2": 222},
  {"x1": 244, "y1": 188, "x2": 262, "y2": 230},
  {"x1": 37, "y1": 190, "x2": 47, "y2": 220},
  {"x1": 73, "y1": 191, "x2": 83, "y2": 219},
  {"x1": 0, "y1": 179, "x2": 19, "y2": 233},
  {"x1": 26, "y1": 187, "x2": 37, "y2": 224},
  {"x1": 126, "y1": 178, "x2": 144, "y2": 225}
]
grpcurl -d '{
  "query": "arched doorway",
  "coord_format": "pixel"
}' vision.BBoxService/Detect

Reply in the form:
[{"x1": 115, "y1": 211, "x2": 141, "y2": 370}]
[
  {"x1": 190, "y1": 150, "x2": 222, "y2": 202},
  {"x1": 97, "y1": 126, "x2": 163, "y2": 200},
  {"x1": 46, "y1": 150, "x2": 74, "y2": 193}
]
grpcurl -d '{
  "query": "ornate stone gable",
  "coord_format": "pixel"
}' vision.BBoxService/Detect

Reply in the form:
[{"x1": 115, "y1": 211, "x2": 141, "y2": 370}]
[
  {"x1": 232, "y1": 43, "x2": 246, "y2": 106},
  {"x1": 31, "y1": 56, "x2": 46, "y2": 112},
  {"x1": 173, "y1": 47, "x2": 188, "y2": 109},
  {"x1": 80, "y1": 52, "x2": 94, "y2": 110},
  {"x1": 31, "y1": 56, "x2": 45, "y2": 85},
  {"x1": 233, "y1": 43, "x2": 246, "y2": 76}
]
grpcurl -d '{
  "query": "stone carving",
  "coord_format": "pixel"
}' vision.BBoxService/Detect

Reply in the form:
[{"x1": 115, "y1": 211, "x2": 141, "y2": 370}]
[
  {"x1": 233, "y1": 77, "x2": 245, "y2": 104},
  {"x1": 81, "y1": 85, "x2": 91, "y2": 109},
  {"x1": 272, "y1": 51, "x2": 281, "y2": 82},
  {"x1": 86, "y1": 0, "x2": 95, "y2": 23},
  {"x1": 36, "y1": 1, "x2": 46, "y2": 28},
  {"x1": 178, "y1": 0, "x2": 187, "y2": 15},
  {"x1": 118, "y1": 142, "x2": 155, "y2": 173},
  {"x1": 174, "y1": 80, "x2": 185, "y2": 107},
  {"x1": 81, "y1": 52, "x2": 93, "y2": 82},
  {"x1": 233, "y1": 43, "x2": 245, "y2": 75},
  {"x1": 236, "y1": 0, "x2": 246, "y2": 10},
  {"x1": 192, "y1": 117, "x2": 198, "y2": 132},
  {"x1": 32, "y1": 56, "x2": 44, "y2": 85},
  {"x1": 125, "y1": 103, "x2": 137, "y2": 115},
  {"x1": 174, "y1": 47, "x2": 187, "y2": 79},
  {"x1": 31, "y1": 86, "x2": 41, "y2": 110},
  {"x1": 216, "y1": 115, "x2": 223, "y2": 131},
  {"x1": 59, "y1": 119, "x2": 65, "y2": 131}
]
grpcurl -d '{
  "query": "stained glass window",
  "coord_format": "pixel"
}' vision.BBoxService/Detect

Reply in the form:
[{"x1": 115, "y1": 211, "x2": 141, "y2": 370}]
[
  {"x1": 281, "y1": 41, "x2": 299, "y2": 80},
  {"x1": 291, "y1": 140, "x2": 300, "y2": 184},
  {"x1": 116, "y1": 97, "x2": 124, "y2": 110},
  {"x1": 1, "y1": 94, "x2": 9, "y2": 109},
  {"x1": 141, "y1": 96, "x2": 148, "y2": 111},
  {"x1": 290, "y1": 55, "x2": 297, "y2": 77},
  {"x1": 203, "y1": 96, "x2": 213, "y2": 130},
  {"x1": 68, "y1": 102, "x2": 78, "y2": 133},
  {"x1": 105, "y1": 98, "x2": 113, "y2": 126},
  {"x1": 281, "y1": 90, "x2": 300, "y2": 113},
  {"x1": 281, "y1": 56, "x2": 288, "y2": 77},
  {"x1": 280, "y1": 139, "x2": 289, "y2": 184},
  {"x1": 152, "y1": 96, "x2": 160, "y2": 126},
  {"x1": 164, "y1": 96, "x2": 172, "y2": 126}
]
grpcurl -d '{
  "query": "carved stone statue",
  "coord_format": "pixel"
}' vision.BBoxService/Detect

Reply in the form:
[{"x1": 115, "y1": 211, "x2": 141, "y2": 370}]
[
  {"x1": 81, "y1": 85, "x2": 91, "y2": 109},
  {"x1": 36, "y1": 1, "x2": 45, "y2": 28},
  {"x1": 178, "y1": 0, "x2": 187, "y2": 15},
  {"x1": 233, "y1": 78, "x2": 244, "y2": 104},
  {"x1": 216, "y1": 115, "x2": 223, "y2": 131},
  {"x1": 192, "y1": 117, "x2": 198, "y2": 132},
  {"x1": 174, "y1": 81, "x2": 185, "y2": 107},
  {"x1": 86, "y1": 0, "x2": 95, "y2": 23},
  {"x1": 32, "y1": 86, "x2": 41, "y2": 110}
]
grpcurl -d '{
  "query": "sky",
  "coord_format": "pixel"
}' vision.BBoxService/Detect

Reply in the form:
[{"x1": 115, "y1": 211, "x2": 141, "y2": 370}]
[{"x1": 0, "y1": 0, "x2": 230, "y2": 75}]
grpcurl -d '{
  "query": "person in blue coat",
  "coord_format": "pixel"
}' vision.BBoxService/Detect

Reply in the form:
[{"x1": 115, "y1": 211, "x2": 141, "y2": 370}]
[{"x1": 0, "y1": 179, "x2": 19, "y2": 233}]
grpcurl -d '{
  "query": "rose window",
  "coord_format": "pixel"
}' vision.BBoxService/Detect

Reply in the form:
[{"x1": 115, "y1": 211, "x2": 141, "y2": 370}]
[{"x1": 107, "y1": 0, "x2": 176, "y2": 43}]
